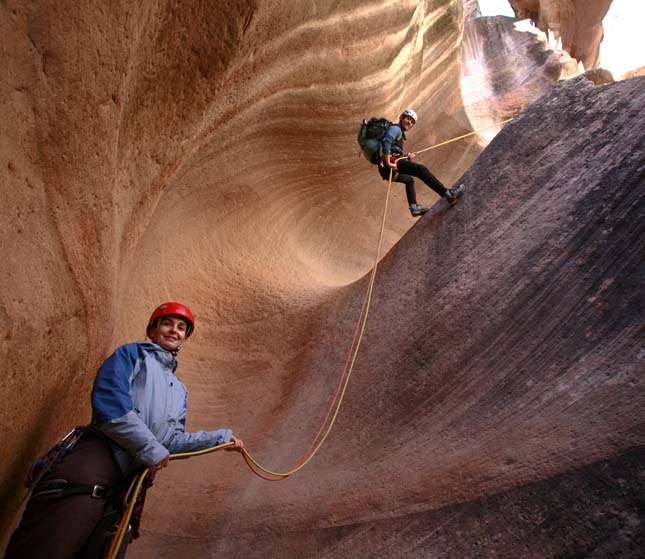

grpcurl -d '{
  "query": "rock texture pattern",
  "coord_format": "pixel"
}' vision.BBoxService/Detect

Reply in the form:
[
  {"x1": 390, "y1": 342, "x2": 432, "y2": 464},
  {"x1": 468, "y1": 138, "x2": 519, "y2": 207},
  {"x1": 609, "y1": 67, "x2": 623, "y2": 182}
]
[
  {"x1": 0, "y1": 2, "x2": 475, "y2": 551},
  {"x1": 461, "y1": 14, "x2": 579, "y2": 140},
  {"x1": 1, "y1": 0, "x2": 644, "y2": 557},
  {"x1": 138, "y1": 74, "x2": 644, "y2": 559},
  {"x1": 509, "y1": 0, "x2": 613, "y2": 69}
]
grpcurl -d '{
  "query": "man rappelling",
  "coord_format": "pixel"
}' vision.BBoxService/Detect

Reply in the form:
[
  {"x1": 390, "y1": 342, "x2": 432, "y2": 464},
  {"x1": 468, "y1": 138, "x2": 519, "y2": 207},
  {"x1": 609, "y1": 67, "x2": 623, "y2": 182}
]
[{"x1": 359, "y1": 109, "x2": 465, "y2": 217}]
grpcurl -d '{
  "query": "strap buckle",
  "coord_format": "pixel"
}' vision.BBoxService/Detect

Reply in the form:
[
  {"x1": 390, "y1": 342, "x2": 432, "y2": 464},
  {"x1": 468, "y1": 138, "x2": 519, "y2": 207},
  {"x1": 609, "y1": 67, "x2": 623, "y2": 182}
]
[{"x1": 31, "y1": 480, "x2": 108, "y2": 500}]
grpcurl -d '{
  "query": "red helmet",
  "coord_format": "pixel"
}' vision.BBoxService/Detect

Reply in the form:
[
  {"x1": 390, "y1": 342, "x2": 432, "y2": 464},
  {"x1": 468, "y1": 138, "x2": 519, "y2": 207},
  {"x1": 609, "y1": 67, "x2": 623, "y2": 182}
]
[{"x1": 147, "y1": 302, "x2": 195, "y2": 338}]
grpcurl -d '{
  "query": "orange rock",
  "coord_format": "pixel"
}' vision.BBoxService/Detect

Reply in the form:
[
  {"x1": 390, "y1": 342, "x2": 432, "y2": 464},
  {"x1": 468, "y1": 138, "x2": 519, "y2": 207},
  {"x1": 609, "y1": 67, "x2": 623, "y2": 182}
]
[{"x1": 1, "y1": 2, "x2": 642, "y2": 557}]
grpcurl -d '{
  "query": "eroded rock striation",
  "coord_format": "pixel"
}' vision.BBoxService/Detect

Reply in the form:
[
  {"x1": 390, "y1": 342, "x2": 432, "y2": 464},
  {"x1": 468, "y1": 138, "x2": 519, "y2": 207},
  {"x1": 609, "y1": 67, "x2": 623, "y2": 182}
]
[
  {"x1": 1, "y1": 1, "x2": 643, "y2": 557},
  {"x1": 509, "y1": 0, "x2": 613, "y2": 69},
  {"x1": 461, "y1": 14, "x2": 579, "y2": 140},
  {"x1": 140, "y1": 74, "x2": 644, "y2": 559},
  {"x1": 1, "y1": 4, "x2": 475, "y2": 541}
]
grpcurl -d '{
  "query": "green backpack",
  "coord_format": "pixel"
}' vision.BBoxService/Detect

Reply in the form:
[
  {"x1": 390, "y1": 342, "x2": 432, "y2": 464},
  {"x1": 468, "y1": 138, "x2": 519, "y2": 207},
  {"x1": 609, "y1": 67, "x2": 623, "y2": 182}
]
[{"x1": 357, "y1": 117, "x2": 392, "y2": 164}]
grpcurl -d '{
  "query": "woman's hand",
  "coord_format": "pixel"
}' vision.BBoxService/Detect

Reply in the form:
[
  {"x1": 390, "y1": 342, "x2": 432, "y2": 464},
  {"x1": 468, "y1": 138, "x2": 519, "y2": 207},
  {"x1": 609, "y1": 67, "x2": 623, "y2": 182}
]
[
  {"x1": 227, "y1": 435, "x2": 245, "y2": 452},
  {"x1": 150, "y1": 453, "x2": 170, "y2": 471}
]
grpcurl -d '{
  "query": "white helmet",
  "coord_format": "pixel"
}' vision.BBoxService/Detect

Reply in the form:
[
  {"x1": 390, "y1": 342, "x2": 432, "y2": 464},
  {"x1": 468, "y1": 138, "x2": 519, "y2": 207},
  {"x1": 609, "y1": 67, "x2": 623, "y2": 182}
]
[{"x1": 401, "y1": 109, "x2": 418, "y2": 123}]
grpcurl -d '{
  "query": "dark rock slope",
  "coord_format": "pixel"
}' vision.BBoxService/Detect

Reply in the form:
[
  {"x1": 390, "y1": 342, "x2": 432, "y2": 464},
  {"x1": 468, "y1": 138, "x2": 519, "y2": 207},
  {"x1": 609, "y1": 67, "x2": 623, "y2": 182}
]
[
  {"x1": 145, "y1": 76, "x2": 645, "y2": 558},
  {"x1": 303, "y1": 74, "x2": 645, "y2": 559}
]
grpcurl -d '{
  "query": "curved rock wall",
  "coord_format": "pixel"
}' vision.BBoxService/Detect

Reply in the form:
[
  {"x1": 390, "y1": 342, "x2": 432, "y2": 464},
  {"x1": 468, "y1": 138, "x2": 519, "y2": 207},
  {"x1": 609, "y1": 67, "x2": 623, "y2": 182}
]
[
  {"x1": 142, "y1": 74, "x2": 645, "y2": 559},
  {"x1": 1, "y1": 0, "x2": 476, "y2": 544},
  {"x1": 509, "y1": 0, "x2": 613, "y2": 69},
  {"x1": 2, "y1": 1, "x2": 642, "y2": 557},
  {"x1": 461, "y1": 14, "x2": 578, "y2": 140}
]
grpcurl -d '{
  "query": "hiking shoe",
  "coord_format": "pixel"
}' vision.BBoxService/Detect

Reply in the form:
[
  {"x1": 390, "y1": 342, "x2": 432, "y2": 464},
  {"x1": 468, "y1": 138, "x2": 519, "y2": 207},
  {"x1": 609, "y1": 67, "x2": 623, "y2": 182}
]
[
  {"x1": 445, "y1": 183, "x2": 465, "y2": 206},
  {"x1": 410, "y1": 203, "x2": 430, "y2": 217}
]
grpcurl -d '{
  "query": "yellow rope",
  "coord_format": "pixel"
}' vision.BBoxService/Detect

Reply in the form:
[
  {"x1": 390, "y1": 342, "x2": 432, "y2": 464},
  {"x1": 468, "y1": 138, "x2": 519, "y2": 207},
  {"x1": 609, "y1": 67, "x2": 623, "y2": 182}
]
[
  {"x1": 415, "y1": 117, "x2": 514, "y2": 155},
  {"x1": 242, "y1": 173, "x2": 395, "y2": 478},
  {"x1": 105, "y1": 195, "x2": 396, "y2": 552},
  {"x1": 106, "y1": 468, "x2": 148, "y2": 559},
  {"x1": 106, "y1": 442, "x2": 235, "y2": 559},
  {"x1": 169, "y1": 442, "x2": 234, "y2": 460},
  {"x1": 239, "y1": 117, "x2": 515, "y2": 477},
  {"x1": 107, "y1": 117, "x2": 515, "y2": 556},
  {"x1": 236, "y1": 118, "x2": 516, "y2": 478}
]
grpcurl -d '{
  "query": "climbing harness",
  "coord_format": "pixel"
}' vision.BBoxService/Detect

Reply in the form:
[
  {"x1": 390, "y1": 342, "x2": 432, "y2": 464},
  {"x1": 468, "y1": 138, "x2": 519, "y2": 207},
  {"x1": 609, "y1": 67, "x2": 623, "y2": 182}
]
[
  {"x1": 31, "y1": 479, "x2": 111, "y2": 500},
  {"x1": 24, "y1": 425, "x2": 86, "y2": 492}
]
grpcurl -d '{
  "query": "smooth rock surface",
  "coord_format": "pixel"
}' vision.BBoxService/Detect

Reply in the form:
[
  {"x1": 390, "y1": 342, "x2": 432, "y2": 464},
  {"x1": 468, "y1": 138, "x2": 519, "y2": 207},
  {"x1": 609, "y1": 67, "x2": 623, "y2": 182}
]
[
  {"x1": 0, "y1": 2, "x2": 477, "y2": 551},
  {"x1": 461, "y1": 14, "x2": 579, "y2": 140},
  {"x1": 1, "y1": 1, "x2": 643, "y2": 557},
  {"x1": 509, "y1": 0, "x2": 613, "y2": 69},
  {"x1": 129, "y1": 74, "x2": 645, "y2": 559}
]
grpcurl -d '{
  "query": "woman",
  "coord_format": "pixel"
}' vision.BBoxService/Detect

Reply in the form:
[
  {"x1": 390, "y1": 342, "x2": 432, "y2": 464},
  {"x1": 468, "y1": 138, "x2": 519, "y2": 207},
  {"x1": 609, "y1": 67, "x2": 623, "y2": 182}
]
[{"x1": 6, "y1": 302, "x2": 244, "y2": 559}]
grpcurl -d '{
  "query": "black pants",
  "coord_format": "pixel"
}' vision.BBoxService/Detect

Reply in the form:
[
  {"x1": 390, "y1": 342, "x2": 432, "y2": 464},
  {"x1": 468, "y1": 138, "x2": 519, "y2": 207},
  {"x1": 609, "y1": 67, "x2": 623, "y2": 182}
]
[
  {"x1": 5, "y1": 434, "x2": 126, "y2": 559},
  {"x1": 379, "y1": 159, "x2": 447, "y2": 205}
]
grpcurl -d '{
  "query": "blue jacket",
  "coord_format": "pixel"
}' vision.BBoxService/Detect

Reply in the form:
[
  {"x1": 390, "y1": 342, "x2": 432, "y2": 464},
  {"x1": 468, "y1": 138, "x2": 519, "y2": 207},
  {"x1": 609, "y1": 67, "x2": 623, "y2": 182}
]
[
  {"x1": 91, "y1": 342, "x2": 232, "y2": 474},
  {"x1": 380, "y1": 124, "x2": 406, "y2": 157}
]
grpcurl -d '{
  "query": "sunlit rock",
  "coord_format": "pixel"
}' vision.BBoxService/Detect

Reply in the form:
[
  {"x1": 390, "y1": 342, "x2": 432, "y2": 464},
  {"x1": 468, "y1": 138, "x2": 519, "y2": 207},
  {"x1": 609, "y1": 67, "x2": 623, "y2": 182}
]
[
  {"x1": 461, "y1": 13, "x2": 578, "y2": 141},
  {"x1": 508, "y1": 0, "x2": 613, "y2": 70}
]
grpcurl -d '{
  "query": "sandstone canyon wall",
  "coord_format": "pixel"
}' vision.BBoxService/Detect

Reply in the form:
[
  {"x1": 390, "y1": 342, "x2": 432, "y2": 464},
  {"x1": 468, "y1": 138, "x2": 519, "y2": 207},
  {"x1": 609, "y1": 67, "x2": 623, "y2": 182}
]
[
  {"x1": 461, "y1": 13, "x2": 579, "y2": 141},
  {"x1": 509, "y1": 0, "x2": 613, "y2": 70},
  {"x1": 0, "y1": 0, "x2": 476, "y2": 549},
  {"x1": 135, "y1": 74, "x2": 645, "y2": 559},
  {"x1": 2, "y1": 1, "x2": 643, "y2": 558}
]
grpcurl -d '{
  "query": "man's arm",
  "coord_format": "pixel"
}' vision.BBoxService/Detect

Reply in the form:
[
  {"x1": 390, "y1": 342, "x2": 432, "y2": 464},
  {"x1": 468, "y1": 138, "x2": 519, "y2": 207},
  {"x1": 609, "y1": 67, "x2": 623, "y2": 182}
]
[{"x1": 381, "y1": 125, "x2": 402, "y2": 168}]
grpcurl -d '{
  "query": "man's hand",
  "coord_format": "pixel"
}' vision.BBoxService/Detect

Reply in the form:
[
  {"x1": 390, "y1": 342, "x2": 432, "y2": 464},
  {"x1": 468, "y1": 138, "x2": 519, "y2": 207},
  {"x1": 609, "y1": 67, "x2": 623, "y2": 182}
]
[
  {"x1": 384, "y1": 155, "x2": 399, "y2": 169},
  {"x1": 407, "y1": 152, "x2": 416, "y2": 160}
]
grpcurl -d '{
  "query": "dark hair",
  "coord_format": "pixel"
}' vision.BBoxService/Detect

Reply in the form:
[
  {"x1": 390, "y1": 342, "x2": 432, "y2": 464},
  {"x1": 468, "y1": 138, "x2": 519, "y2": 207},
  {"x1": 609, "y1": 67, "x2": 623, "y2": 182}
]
[{"x1": 147, "y1": 315, "x2": 191, "y2": 337}]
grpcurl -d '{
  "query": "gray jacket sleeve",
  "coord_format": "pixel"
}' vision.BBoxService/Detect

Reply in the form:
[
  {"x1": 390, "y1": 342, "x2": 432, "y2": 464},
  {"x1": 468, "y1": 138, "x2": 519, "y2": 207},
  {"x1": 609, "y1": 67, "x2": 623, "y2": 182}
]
[
  {"x1": 99, "y1": 411, "x2": 170, "y2": 467},
  {"x1": 381, "y1": 124, "x2": 402, "y2": 155},
  {"x1": 167, "y1": 428, "x2": 233, "y2": 454}
]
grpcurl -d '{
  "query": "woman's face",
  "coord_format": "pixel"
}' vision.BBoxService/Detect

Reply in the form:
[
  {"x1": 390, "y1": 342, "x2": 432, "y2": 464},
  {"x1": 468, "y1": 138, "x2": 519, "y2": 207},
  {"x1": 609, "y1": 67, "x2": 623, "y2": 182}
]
[{"x1": 149, "y1": 316, "x2": 188, "y2": 351}]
